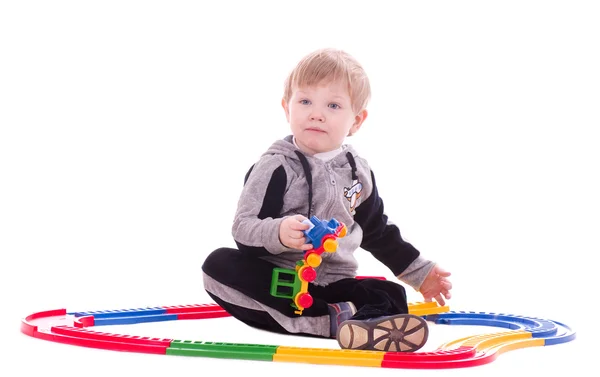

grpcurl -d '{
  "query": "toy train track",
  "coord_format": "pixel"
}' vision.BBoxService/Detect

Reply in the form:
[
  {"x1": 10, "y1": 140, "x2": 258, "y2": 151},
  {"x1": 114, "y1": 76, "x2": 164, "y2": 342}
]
[{"x1": 20, "y1": 301, "x2": 575, "y2": 369}]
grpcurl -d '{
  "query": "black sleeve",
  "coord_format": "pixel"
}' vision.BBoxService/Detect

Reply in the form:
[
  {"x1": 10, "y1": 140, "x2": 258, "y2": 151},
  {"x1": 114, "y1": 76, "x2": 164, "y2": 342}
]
[{"x1": 354, "y1": 170, "x2": 420, "y2": 275}]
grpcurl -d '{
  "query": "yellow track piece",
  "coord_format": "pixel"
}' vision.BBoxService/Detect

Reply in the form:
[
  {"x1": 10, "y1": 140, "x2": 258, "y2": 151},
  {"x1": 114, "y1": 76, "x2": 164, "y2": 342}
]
[
  {"x1": 464, "y1": 331, "x2": 531, "y2": 349},
  {"x1": 488, "y1": 337, "x2": 546, "y2": 355},
  {"x1": 439, "y1": 331, "x2": 518, "y2": 349},
  {"x1": 274, "y1": 346, "x2": 384, "y2": 367},
  {"x1": 438, "y1": 334, "x2": 488, "y2": 350},
  {"x1": 410, "y1": 305, "x2": 450, "y2": 316},
  {"x1": 408, "y1": 301, "x2": 450, "y2": 316},
  {"x1": 439, "y1": 330, "x2": 544, "y2": 356}
]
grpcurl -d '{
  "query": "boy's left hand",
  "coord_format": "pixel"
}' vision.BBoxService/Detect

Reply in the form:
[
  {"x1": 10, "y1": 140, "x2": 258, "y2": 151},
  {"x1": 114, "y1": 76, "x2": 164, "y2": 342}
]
[{"x1": 419, "y1": 264, "x2": 452, "y2": 306}]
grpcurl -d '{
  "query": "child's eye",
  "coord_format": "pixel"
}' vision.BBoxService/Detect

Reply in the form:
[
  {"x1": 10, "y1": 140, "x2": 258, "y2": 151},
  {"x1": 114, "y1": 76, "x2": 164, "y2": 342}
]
[
  {"x1": 300, "y1": 99, "x2": 311, "y2": 105},
  {"x1": 328, "y1": 103, "x2": 340, "y2": 109}
]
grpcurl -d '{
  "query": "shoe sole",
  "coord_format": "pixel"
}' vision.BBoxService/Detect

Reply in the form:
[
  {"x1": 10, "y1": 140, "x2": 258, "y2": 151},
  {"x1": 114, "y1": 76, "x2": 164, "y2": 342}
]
[{"x1": 336, "y1": 313, "x2": 429, "y2": 352}]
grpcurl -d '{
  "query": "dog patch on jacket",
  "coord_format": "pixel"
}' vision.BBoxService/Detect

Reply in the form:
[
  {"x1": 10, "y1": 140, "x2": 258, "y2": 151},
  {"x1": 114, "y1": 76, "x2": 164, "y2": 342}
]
[{"x1": 344, "y1": 179, "x2": 363, "y2": 215}]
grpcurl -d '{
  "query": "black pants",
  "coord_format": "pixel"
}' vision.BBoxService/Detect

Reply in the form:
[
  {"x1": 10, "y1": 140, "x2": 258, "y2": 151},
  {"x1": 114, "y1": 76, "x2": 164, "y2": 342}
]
[{"x1": 202, "y1": 247, "x2": 410, "y2": 337}]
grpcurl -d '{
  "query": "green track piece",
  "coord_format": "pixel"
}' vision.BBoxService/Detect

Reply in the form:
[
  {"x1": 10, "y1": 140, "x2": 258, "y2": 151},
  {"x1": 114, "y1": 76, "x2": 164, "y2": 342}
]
[{"x1": 167, "y1": 340, "x2": 277, "y2": 361}]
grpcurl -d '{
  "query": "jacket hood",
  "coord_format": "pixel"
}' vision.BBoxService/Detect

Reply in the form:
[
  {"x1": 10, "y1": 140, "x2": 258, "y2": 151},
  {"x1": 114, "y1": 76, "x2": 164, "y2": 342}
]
[{"x1": 262, "y1": 135, "x2": 361, "y2": 220}]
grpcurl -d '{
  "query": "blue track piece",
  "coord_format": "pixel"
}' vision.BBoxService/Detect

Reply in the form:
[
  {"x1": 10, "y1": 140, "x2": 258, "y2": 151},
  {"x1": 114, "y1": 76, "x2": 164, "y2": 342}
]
[
  {"x1": 68, "y1": 307, "x2": 166, "y2": 318},
  {"x1": 433, "y1": 318, "x2": 525, "y2": 330},
  {"x1": 92, "y1": 313, "x2": 178, "y2": 326},
  {"x1": 542, "y1": 320, "x2": 577, "y2": 345},
  {"x1": 426, "y1": 312, "x2": 542, "y2": 328},
  {"x1": 426, "y1": 310, "x2": 577, "y2": 347},
  {"x1": 527, "y1": 319, "x2": 558, "y2": 338}
]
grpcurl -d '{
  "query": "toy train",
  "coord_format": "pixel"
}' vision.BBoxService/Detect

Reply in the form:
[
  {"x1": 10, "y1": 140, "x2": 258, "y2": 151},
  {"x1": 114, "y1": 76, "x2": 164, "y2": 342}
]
[{"x1": 270, "y1": 216, "x2": 347, "y2": 315}]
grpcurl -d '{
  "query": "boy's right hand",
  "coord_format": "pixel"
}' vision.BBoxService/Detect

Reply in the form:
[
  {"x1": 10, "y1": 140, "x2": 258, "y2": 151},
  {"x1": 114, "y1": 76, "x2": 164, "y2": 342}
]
[{"x1": 279, "y1": 215, "x2": 313, "y2": 250}]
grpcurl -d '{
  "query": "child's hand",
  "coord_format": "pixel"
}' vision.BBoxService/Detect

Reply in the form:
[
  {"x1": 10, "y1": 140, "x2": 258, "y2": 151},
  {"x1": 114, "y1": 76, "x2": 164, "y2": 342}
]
[
  {"x1": 419, "y1": 264, "x2": 452, "y2": 306},
  {"x1": 279, "y1": 215, "x2": 313, "y2": 250}
]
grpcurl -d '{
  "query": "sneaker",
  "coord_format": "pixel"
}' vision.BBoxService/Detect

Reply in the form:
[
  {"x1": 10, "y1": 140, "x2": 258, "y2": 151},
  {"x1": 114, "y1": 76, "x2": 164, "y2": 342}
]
[
  {"x1": 336, "y1": 313, "x2": 428, "y2": 352},
  {"x1": 327, "y1": 301, "x2": 357, "y2": 337}
]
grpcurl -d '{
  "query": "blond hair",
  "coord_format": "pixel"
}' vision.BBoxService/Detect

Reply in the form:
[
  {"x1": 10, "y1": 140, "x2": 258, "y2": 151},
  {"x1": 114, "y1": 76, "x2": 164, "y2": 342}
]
[{"x1": 283, "y1": 48, "x2": 371, "y2": 114}]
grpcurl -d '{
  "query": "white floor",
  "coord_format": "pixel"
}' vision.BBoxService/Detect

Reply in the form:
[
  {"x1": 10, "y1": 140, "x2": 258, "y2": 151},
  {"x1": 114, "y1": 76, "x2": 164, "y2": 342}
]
[{"x1": 2, "y1": 1, "x2": 598, "y2": 375}]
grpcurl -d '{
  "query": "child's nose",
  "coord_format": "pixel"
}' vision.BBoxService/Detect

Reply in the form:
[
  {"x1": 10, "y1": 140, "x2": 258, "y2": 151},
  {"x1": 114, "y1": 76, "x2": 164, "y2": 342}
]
[{"x1": 310, "y1": 112, "x2": 325, "y2": 122}]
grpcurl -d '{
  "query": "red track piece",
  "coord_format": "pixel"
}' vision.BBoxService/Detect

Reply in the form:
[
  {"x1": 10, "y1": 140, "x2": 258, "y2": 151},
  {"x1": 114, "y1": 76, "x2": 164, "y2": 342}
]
[
  {"x1": 383, "y1": 346, "x2": 476, "y2": 362},
  {"x1": 21, "y1": 320, "x2": 36, "y2": 336},
  {"x1": 355, "y1": 276, "x2": 387, "y2": 280},
  {"x1": 21, "y1": 308, "x2": 171, "y2": 354},
  {"x1": 161, "y1": 303, "x2": 230, "y2": 320},
  {"x1": 381, "y1": 350, "x2": 498, "y2": 369},
  {"x1": 177, "y1": 311, "x2": 231, "y2": 320},
  {"x1": 35, "y1": 328, "x2": 169, "y2": 354},
  {"x1": 73, "y1": 315, "x2": 94, "y2": 328},
  {"x1": 21, "y1": 309, "x2": 67, "y2": 336},
  {"x1": 53, "y1": 326, "x2": 172, "y2": 346},
  {"x1": 162, "y1": 303, "x2": 226, "y2": 313}
]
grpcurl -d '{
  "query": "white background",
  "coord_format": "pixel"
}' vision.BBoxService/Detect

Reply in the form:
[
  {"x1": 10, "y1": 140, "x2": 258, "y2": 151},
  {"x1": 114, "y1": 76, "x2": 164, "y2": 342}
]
[{"x1": 1, "y1": 0, "x2": 598, "y2": 375}]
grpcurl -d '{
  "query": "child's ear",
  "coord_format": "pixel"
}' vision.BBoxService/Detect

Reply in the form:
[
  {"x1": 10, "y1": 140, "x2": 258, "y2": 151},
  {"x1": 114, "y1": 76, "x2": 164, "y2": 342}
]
[
  {"x1": 281, "y1": 98, "x2": 290, "y2": 122},
  {"x1": 348, "y1": 109, "x2": 368, "y2": 136}
]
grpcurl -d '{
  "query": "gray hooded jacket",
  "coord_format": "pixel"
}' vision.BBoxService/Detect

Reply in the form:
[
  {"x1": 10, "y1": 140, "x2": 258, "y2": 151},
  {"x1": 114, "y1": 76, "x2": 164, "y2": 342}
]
[{"x1": 231, "y1": 135, "x2": 435, "y2": 289}]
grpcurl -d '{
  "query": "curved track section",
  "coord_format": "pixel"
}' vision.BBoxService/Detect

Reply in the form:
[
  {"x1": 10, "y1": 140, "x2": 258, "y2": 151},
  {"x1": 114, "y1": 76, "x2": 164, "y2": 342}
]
[{"x1": 20, "y1": 302, "x2": 575, "y2": 369}]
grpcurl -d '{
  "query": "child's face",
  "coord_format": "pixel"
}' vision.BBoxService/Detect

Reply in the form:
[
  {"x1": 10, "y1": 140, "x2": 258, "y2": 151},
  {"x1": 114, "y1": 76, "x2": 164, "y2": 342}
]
[{"x1": 282, "y1": 81, "x2": 367, "y2": 155}]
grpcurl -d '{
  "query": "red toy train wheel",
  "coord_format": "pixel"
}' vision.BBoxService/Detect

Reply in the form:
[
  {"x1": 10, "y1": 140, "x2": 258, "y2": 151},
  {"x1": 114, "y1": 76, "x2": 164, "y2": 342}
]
[
  {"x1": 299, "y1": 266, "x2": 317, "y2": 282},
  {"x1": 296, "y1": 292, "x2": 313, "y2": 309}
]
